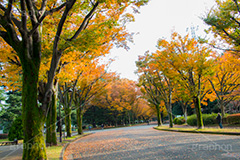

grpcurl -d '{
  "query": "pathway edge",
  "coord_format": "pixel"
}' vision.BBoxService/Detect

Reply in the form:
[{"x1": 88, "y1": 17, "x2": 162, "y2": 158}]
[{"x1": 153, "y1": 127, "x2": 240, "y2": 136}]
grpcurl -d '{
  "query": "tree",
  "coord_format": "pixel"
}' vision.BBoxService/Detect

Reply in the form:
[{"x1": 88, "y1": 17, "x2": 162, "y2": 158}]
[
  {"x1": 0, "y1": 1, "x2": 149, "y2": 158},
  {"x1": 155, "y1": 32, "x2": 215, "y2": 129},
  {"x1": 0, "y1": 91, "x2": 22, "y2": 133},
  {"x1": 208, "y1": 52, "x2": 240, "y2": 117},
  {"x1": 93, "y1": 78, "x2": 141, "y2": 126},
  {"x1": 45, "y1": 84, "x2": 58, "y2": 146},
  {"x1": 136, "y1": 51, "x2": 178, "y2": 128},
  {"x1": 132, "y1": 98, "x2": 154, "y2": 121},
  {"x1": 203, "y1": 0, "x2": 240, "y2": 55},
  {"x1": 73, "y1": 63, "x2": 115, "y2": 135},
  {"x1": 8, "y1": 116, "x2": 23, "y2": 141},
  {"x1": 136, "y1": 54, "x2": 163, "y2": 126},
  {"x1": 173, "y1": 84, "x2": 191, "y2": 122},
  {"x1": 58, "y1": 81, "x2": 77, "y2": 137}
]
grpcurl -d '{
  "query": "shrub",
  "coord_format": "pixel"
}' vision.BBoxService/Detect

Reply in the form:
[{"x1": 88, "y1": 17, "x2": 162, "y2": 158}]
[
  {"x1": 202, "y1": 113, "x2": 218, "y2": 125},
  {"x1": 227, "y1": 113, "x2": 240, "y2": 124},
  {"x1": 173, "y1": 116, "x2": 185, "y2": 125},
  {"x1": 8, "y1": 116, "x2": 23, "y2": 141},
  {"x1": 187, "y1": 114, "x2": 197, "y2": 126},
  {"x1": 187, "y1": 113, "x2": 219, "y2": 126},
  {"x1": 173, "y1": 117, "x2": 178, "y2": 124}
]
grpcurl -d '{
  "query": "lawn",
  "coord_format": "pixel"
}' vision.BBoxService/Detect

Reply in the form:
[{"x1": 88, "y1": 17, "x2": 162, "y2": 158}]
[
  {"x1": 0, "y1": 138, "x2": 24, "y2": 144},
  {"x1": 46, "y1": 133, "x2": 91, "y2": 160},
  {"x1": 154, "y1": 125, "x2": 240, "y2": 135}
]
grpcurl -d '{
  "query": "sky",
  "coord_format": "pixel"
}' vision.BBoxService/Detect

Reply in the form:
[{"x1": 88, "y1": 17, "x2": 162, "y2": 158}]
[{"x1": 105, "y1": 0, "x2": 216, "y2": 81}]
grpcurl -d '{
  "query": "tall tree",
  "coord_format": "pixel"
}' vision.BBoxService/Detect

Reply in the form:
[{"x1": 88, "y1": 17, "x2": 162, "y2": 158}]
[
  {"x1": 154, "y1": 32, "x2": 215, "y2": 129},
  {"x1": 203, "y1": 0, "x2": 240, "y2": 55},
  {"x1": 136, "y1": 54, "x2": 163, "y2": 126},
  {"x1": 208, "y1": 52, "x2": 240, "y2": 117},
  {"x1": 73, "y1": 62, "x2": 115, "y2": 135}
]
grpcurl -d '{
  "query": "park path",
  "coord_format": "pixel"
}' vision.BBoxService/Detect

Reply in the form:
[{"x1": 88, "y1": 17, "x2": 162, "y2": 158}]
[
  {"x1": 64, "y1": 125, "x2": 240, "y2": 160},
  {"x1": 0, "y1": 144, "x2": 22, "y2": 160}
]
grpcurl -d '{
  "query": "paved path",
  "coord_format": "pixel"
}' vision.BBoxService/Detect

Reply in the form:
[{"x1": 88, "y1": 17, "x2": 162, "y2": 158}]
[
  {"x1": 64, "y1": 125, "x2": 240, "y2": 160},
  {"x1": 0, "y1": 144, "x2": 23, "y2": 160}
]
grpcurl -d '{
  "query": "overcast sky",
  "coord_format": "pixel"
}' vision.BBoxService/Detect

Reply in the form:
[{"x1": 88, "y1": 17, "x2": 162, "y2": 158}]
[{"x1": 105, "y1": 0, "x2": 216, "y2": 81}]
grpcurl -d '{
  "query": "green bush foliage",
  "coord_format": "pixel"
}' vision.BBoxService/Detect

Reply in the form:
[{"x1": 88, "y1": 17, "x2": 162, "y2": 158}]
[
  {"x1": 173, "y1": 117, "x2": 178, "y2": 124},
  {"x1": 187, "y1": 114, "x2": 197, "y2": 126},
  {"x1": 8, "y1": 116, "x2": 23, "y2": 141},
  {"x1": 173, "y1": 116, "x2": 185, "y2": 125},
  {"x1": 187, "y1": 113, "x2": 219, "y2": 126},
  {"x1": 227, "y1": 113, "x2": 240, "y2": 124}
]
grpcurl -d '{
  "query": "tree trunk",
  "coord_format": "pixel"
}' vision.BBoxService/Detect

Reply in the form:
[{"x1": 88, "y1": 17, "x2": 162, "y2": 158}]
[
  {"x1": 46, "y1": 87, "x2": 57, "y2": 146},
  {"x1": 58, "y1": 104, "x2": 62, "y2": 143},
  {"x1": 181, "y1": 103, "x2": 188, "y2": 123},
  {"x1": 114, "y1": 112, "x2": 118, "y2": 127},
  {"x1": 128, "y1": 112, "x2": 131, "y2": 124},
  {"x1": 65, "y1": 108, "x2": 72, "y2": 137},
  {"x1": 194, "y1": 96, "x2": 204, "y2": 129},
  {"x1": 46, "y1": 102, "x2": 52, "y2": 146},
  {"x1": 156, "y1": 104, "x2": 162, "y2": 126},
  {"x1": 22, "y1": 58, "x2": 46, "y2": 159},
  {"x1": 168, "y1": 87, "x2": 173, "y2": 128},
  {"x1": 220, "y1": 100, "x2": 225, "y2": 118},
  {"x1": 168, "y1": 112, "x2": 173, "y2": 128},
  {"x1": 184, "y1": 108, "x2": 187, "y2": 123},
  {"x1": 77, "y1": 107, "x2": 83, "y2": 135}
]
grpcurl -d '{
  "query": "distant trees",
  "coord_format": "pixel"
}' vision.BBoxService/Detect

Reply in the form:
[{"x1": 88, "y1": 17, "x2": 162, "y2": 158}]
[
  {"x1": 92, "y1": 78, "x2": 153, "y2": 126},
  {"x1": 0, "y1": 91, "x2": 22, "y2": 133},
  {"x1": 136, "y1": 32, "x2": 216, "y2": 129}
]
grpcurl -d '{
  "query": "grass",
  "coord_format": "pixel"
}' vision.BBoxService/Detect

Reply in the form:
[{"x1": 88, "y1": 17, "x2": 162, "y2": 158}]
[
  {"x1": 0, "y1": 138, "x2": 24, "y2": 144},
  {"x1": 46, "y1": 133, "x2": 91, "y2": 160},
  {"x1": 0, "y1": 138, "x2": 8, "y2": 142},
  {"x1": 46, "y1": 145, "x2": 63, "y2": 160},
  {"x1": 154, "y1": 125, "x2": 240, "y2": 135}
]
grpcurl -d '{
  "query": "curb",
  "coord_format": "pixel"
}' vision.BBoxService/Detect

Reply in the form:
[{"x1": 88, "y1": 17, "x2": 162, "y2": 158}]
[
  {"x1": 153, "y1": 127, "x2": 240, "y2": 136},
  {"x1": 59, "y1": 133, "x2": 93, "y2": 160}
]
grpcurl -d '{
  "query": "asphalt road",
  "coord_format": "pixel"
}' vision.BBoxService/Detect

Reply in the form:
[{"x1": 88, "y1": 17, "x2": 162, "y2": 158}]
[{"x1": 64, "y1": 125, "x2": 240, "y2": 160}]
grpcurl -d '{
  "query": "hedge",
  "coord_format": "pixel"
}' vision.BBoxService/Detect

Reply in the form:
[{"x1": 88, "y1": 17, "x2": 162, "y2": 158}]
[
  {"x1": 227, "y1": 113, "x2": 240, "y2": 124},
  {"x1": 173, "y1": 117, "x2": 185, "y2": 125},
  {"x1": 187, "y1": 113, "x2": 219, "y2": 126}
]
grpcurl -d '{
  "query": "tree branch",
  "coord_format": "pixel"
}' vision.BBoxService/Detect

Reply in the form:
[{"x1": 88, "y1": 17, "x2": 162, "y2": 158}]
[
  {"x1": 39, "y1": 0, "x2": 47, "y2": 14},
  {"x1": 5, "y1": 0, "x2": 13, "y2": 18},
  {"x1": 233, "y1": 0, "x2": 240, "y2": 14},
  {"x1": 8, "y1": 56, "x2": 21, "y2": 66},
  {"x1": 20, "y1": 0, "x2": 27, "y2": 31},
  {"x1": 25, "y1": 0, "x2": 38, "y2": 26},
  {"x1": 67, "y1": 1, "x2": 99, "y2": 41},
  {"x1": 0, "y1": 4, "x2": 6, "y2": 11},
  {"x1": 28, "y1": 2, "x2": 67, "y2": 36}
]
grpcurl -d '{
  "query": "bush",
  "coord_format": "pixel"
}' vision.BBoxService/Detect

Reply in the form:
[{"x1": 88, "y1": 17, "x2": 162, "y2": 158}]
[
  {"x1": 202, "y1": 113, "x2": 218, "y2": 125},
  {"x1": 187, "y1": 114, "x2": 197, "y2": 126},
  {"x1": 173, "y1": 117, "x2": 178, "y2": 124},
  {"x1": 173, "y1": 116, "x2": 185, "y2": 125},
  {"x1": 227, "y1": 113, "x2": 240, "y2": 124},
  {"x1": 187, "y1": 113, "x2": 219, "y2": 126},
  {"x1": 8, "y1": 116, "x2": 23, "y2": 141}
]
